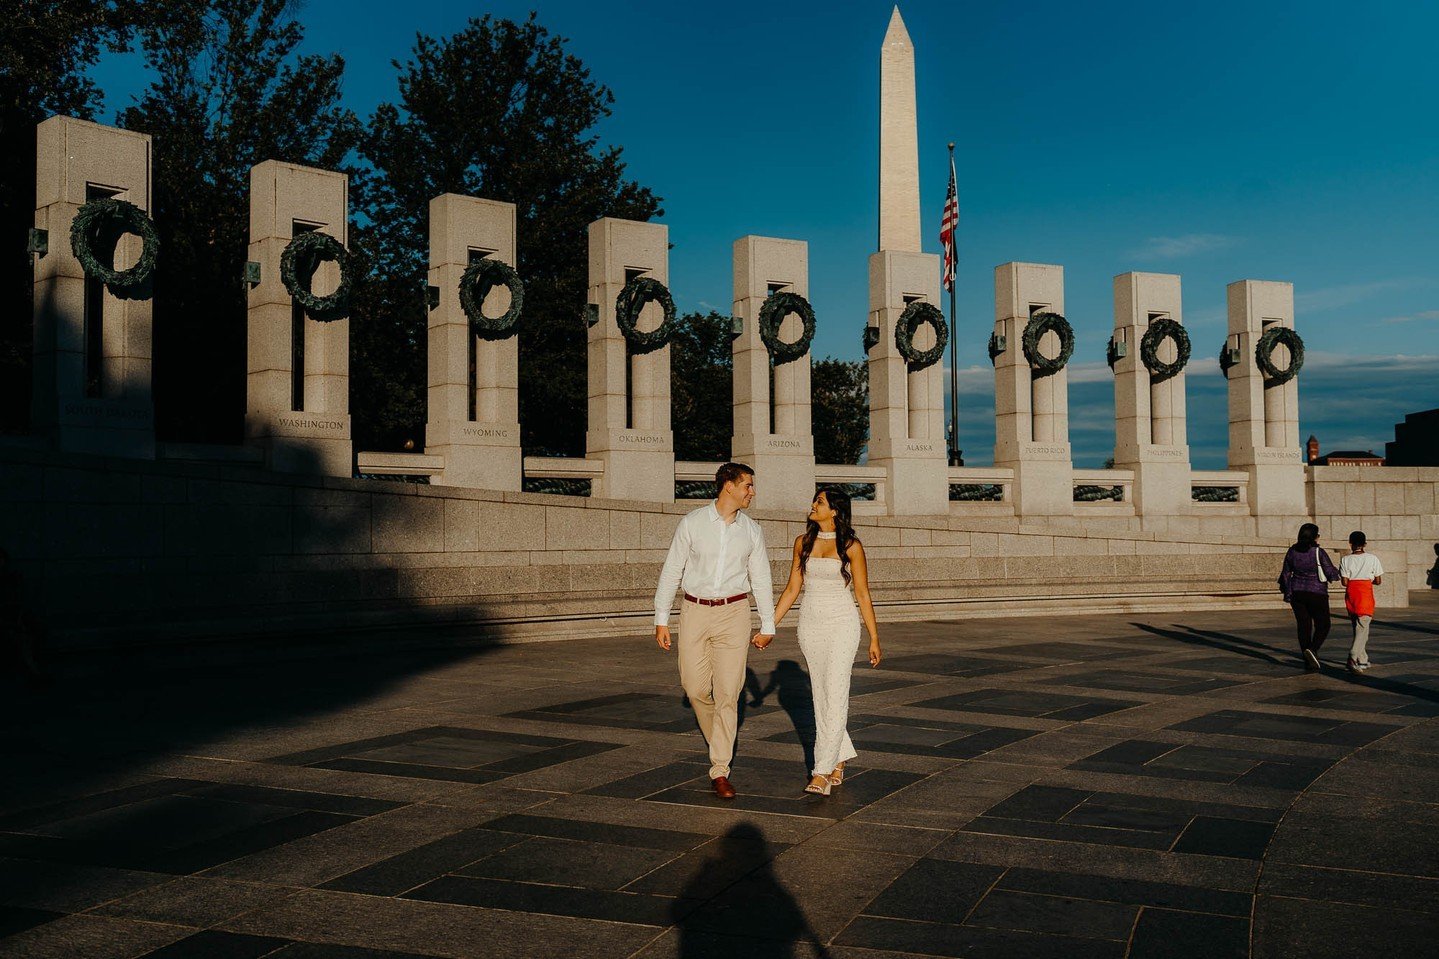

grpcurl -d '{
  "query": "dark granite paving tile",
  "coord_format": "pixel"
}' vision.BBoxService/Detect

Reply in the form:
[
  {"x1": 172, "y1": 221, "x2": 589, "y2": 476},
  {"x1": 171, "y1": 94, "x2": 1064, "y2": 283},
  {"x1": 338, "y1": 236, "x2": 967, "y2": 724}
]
[
  {"x1": 505, "y1": 693, "x2": 695, "y2": 733},
  {"x1": 456, "y1": 835, "x2": 682, "y2": 890},
  {"x1": 1232, "y1": 759, "x2": 1330, "y2": 791},
  {"x1": 966, "y1": 888, "x2": 1137, "y2": 941},
  {"x1": 1257, "y1": 862, "x2": 1439, "y2": 915},
  {"x1": 0, "y1": 779, "x2": 209, "y2": 831},
  {"x1": 643, "y1": 768, "x2": 926, "y2": 821},
  {"x1": 320, "y1": 826, "x2": 528, "y2": 896},
  {"x1": 307, "y1": 758, "x2": 506, "y2": 784},
  {"x1": 135, "y1": 930, "x2": 291, "y2": 958},
  {"x1": 1254, "y1": 896, "x2": 1437, "y2": 959},
  {"x1": 481, "y1": 738, "x2": 622, "y2": 774},
  {"x1": 0, "y1": 857, "x2": 171, "y2": 911},
  {"x1": 403, "y1": 874, "x2": 681, "y2": 926},
  {"x1": 1050, "y1": 671, "x2": 1240, "y2": 697},
  {"x1": 1061, "y1": 801, "x2": 1194, "y2": 833},
  {"x1": 1161, "y1": 654, "x2": 1294, "y2": 675},
  {"x1": 840, "y1": 716, "x2": 1038, "y2": 760},
  {"x1": 880, "y1": 653, "x2": 1030, "y2": 677},
  {"x1": 153, "y1": 811, "x2": 358, "y2": 874},
  {"x1": 265, "y1": 726, "x2": 583, "y2": 767},
  {"x1": 971, "y1": 642, "x2": 1136, "y2": 662},
  {"x1": 984, "y1": 785, "x2": 1091, "y2": 822},
  {"x1": 961, "y1": 816, "x2": 1176, "y2": 851},
  {"x1": 264, "y1": 729, "x2": 456, "y2": 767},
  {"x1": 29, "y1": 794, "x2": 294, "y2": 847},
  {"x1": 862, "y1": 858, "x2": 1004, "y2": 923},
  {"x1": 997, "y1": 868, "x2": 1251, "y2": 916},
  {"x1": 1079, "y1": 740, "x2": 1180, "y2": 766},
  {"x1": 1261, "y1": 687, "x2": 1439, "y2": 716},
  {"x1": 913, "y1": 688, "x2": 1142, "y2": 720},
  {"x1": 93, "y1": 876, "x2": 295, "y2": 926},
  {"x1": 478, "y1": 813, "x2": 710, "y2": 851},
  {"x1": 0, "y1": 905, "x2": 62, "y2": 937},
  {"x1": 1168, "y1": 709, "x2": 1396, "y2": 747},
  {"x1": 353, "y1": 736, "x2": 547, "y2": 768},
  {"x1": 836, "y1": 915, "x2": 1125, "y2": 958},
  {"x1": 184, "y1": 783, "x2": 405, "y2": 818},
  {"x1": 624, "y1": 834, "x2": 785, "y2": 900},
  {"x1": 270, "y1": 945, "x2": 438, "y2": 959},
  {"x1": 1129, "y1": 907, "x2": 1249, "y2": 958},
  {"x1": 584, "y1": 761, "x2": 706, "y2": 799},
  {"x1": 1171, "y1": 816, "x2": 1276, "y2": 860}
]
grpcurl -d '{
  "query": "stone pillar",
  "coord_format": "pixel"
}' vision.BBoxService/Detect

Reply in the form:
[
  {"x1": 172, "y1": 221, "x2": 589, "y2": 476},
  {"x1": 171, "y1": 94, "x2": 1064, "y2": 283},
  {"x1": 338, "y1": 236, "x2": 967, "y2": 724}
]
[
  {"x1": 245, "y1": 160, "x2": 351, "y2": 475},
  {"x1": 31, "y1": 116, "x2": 155, "y2": 458},
  {"x1": 731, "y1": 236, "x2": 816, "y2": 511},
  {"x1": 1226, "y1": 280, "x2": 1305, "y2": 518},
  {"x1": 1113, "y1": 272, "x2": 1191, "y2": 518},
  {"x1": 867, "y1": 250, "x2": 947, "y2": 515},
  {"x1": 993, "y1": 262, "x2": 1073, "y2": 517},
  {"x1": 586, "y1": 217, "x2": 673, "y2": 502},
  {"x1": 424, "y1": 195, "x2": 520, "y2": 490}
]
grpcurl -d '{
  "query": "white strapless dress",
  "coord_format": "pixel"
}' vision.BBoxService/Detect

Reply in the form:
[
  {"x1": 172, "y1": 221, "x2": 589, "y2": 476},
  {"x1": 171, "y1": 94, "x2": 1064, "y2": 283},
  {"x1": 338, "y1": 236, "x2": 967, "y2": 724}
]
[{"x1": 797, "y1": 555, "x2": 861, "y2": 776}]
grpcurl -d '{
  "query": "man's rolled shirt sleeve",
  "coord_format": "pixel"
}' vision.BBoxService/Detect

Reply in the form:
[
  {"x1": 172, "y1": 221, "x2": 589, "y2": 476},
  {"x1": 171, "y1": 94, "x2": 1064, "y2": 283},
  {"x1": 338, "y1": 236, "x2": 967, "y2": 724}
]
[
  {"x1": 748, "y1": 520, "x2": 777, "y2": 634},
  {"x1": 653, "y1": 516, "x2": 691, "y2": 627}
]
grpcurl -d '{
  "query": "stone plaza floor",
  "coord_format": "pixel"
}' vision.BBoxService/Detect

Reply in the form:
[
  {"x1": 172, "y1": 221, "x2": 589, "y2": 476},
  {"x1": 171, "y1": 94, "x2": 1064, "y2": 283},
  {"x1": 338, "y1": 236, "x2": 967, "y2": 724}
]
[{"x1": 2, "y1": 595, "x2": 1437, "y2": 958}]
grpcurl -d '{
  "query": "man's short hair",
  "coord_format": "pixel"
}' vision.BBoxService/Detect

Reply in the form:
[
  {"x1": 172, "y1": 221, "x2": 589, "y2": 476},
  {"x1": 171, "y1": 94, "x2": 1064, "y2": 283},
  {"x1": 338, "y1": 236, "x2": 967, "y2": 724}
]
[{"x1": 715, "y1": 462, "x2": 754, "y2": 491}]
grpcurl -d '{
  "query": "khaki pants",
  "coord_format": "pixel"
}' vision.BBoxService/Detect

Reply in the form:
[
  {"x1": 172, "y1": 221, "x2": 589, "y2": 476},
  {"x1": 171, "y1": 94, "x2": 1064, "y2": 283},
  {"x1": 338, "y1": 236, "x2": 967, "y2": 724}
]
[
  {"x1": 677, "y1": 598, "x2": 751, "y2": 779},
  {"x1": 1349, "y1": 614, "x2": 1372, "y2": 666}
]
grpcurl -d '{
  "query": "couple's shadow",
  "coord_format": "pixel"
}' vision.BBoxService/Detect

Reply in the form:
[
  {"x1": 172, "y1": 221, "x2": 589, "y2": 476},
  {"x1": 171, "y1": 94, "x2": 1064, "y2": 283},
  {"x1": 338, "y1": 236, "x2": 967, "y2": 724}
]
[{"x1": 679, "y1": 659, "x2": 818, "y2": 771}]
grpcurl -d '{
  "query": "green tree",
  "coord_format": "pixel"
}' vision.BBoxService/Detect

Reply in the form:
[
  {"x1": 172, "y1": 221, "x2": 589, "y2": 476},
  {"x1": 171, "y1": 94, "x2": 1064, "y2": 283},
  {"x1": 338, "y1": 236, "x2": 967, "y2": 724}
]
[
  {"x1": 0, "y1": 1, "x2": 142, "y2": 431},
  {"x1": 670, "y1": 311, "x2": 732, "y2": 462},
  {"x1": 354, "y1": 14, "x2": 662, "y2": 454},
  {"x1": 118, "y1": 0, "x2": 361, "y2": 442},
  {"x1": 812, "y1": 357, "x2": 868, "y2": 464}
]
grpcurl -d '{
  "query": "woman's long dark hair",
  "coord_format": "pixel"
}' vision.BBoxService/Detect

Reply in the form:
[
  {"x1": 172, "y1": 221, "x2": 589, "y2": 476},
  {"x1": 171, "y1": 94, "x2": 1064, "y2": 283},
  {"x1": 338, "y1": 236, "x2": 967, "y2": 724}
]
[
  {"x1": 800, "y1": 487, "x2": 858, "y2": 585},
  {"x1": 1294, "y1": 522, "x2": 1320, "y2": 552}
]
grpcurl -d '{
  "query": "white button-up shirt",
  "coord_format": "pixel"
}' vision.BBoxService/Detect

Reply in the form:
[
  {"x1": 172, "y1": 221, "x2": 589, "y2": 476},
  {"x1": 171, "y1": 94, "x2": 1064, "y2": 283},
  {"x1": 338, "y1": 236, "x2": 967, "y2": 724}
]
[{"x1": 653, "y1": 503, "x2": 776, "y2": 634}]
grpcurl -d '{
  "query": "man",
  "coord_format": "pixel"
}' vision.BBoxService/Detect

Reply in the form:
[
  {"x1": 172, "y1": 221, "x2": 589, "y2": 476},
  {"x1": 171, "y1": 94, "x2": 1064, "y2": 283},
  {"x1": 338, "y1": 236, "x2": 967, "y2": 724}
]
[{"x1": 654, "y1": 463, "x2": 775, "y2": 799}]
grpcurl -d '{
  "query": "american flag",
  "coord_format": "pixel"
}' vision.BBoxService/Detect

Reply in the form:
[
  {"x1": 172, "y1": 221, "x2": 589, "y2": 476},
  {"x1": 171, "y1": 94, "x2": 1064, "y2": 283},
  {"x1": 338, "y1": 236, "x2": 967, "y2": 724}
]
[{"x1": 939, "y1": 151, "x2": 959, "y2": 291}]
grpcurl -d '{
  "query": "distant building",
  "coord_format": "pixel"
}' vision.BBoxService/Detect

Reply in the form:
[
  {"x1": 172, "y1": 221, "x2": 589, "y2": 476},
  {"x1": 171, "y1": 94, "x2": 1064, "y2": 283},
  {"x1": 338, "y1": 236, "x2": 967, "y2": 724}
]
[
  {"x1": 1386, "y1": 408, "x2": 1439, "y2": 467},
  {"x1": 1307, "y1": 434, "x2": 1384, "y2": 466}
]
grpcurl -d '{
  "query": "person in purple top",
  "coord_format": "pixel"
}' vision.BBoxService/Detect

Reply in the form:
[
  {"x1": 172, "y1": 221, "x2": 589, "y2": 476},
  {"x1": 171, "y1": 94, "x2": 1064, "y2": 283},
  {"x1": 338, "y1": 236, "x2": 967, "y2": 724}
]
[{"x1": 1277, "y1": 523, "x2": 1341, "y2": 671}]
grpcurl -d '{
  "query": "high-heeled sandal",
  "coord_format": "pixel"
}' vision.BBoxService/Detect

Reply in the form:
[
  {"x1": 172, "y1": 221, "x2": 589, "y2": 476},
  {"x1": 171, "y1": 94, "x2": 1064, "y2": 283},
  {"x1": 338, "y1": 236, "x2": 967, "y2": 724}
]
[
  {"x1": 804, "y1": 775, "x2": 832, "y2": 796},
  {"x1": 827, "y1": 762, "x2": 846, "y2": 786}
]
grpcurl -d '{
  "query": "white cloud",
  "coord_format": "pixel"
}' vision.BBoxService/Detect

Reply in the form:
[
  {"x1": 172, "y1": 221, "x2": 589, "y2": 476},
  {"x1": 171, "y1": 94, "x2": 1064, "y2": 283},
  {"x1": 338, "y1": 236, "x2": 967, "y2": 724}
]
[
  {"x1": 1380, "y1": 309, "x2": 1439, "y2": 325},
  {"x1": 1294, "y1": 278, "x2": 1427, "y2": 314},
  {"x1": 1127, "y1": 233, "x2": 1238, "y2": 261}
]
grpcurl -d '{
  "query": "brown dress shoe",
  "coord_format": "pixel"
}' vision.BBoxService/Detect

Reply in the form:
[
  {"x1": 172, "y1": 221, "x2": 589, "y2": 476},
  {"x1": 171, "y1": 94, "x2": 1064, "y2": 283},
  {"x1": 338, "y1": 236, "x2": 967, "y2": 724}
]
[{"x1": 712, "y1": 776, "x2": 736, "y2": 799}]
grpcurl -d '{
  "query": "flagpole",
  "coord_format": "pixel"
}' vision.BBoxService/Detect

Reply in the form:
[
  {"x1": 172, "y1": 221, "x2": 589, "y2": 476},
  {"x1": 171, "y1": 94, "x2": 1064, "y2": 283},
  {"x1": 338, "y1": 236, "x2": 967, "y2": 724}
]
[{"x1": 946, "y1": 142, "x2": 961, "y2": 467}]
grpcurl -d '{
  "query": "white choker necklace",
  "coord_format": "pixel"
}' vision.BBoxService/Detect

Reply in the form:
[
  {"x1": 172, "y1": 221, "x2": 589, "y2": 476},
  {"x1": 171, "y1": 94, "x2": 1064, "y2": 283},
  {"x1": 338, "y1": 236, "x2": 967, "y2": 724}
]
[{"x1": 816, "y1": 531, "x2": 836, "y2": 540}]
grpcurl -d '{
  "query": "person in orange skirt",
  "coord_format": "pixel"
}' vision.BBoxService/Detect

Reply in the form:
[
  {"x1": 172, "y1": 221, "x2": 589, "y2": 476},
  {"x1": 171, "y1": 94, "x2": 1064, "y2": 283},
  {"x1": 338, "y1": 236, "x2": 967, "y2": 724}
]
[{"x1": 1339, "y1": 530, "x2": 1384, "y2": 674}]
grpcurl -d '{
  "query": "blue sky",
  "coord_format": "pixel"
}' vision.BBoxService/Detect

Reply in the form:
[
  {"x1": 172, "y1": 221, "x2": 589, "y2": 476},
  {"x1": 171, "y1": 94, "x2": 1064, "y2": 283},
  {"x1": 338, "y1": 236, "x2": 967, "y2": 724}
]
[{"x1": 92, "y1": 0, "x2": 1438, "y2": 466}]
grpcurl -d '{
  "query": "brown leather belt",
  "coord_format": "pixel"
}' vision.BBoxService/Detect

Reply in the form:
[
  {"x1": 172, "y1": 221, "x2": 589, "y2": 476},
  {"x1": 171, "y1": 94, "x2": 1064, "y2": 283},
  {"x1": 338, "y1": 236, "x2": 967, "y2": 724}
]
[{"x1": 684, "y1": 592, "x2": 749, "y2": 607}]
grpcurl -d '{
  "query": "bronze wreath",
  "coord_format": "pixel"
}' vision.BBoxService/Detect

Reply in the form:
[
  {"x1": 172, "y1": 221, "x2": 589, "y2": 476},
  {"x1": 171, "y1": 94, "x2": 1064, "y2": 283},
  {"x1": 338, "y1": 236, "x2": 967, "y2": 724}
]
[
  {"x1": 757, "y1": 291, "x2": 816, "y2": 365},
  {"x1": 895, "y1": 301, "x2": 948, "y2": 371},
  {"x1": 69, "y1": 197, "x2": 159, "y2": 299},
  {"x1": 459, "y1": 257, "x2": 524, "y2": 339},
  {"x1": 1255, "y1": 326, "x2": 1304, "y2": 385},
  {"x1": 280, "y1": 230, "x2": 352, "y2": 319},
  {"x1": 1140, "y1": 317, "x2": 1191, "y2": 383},
  {"x1": 615, "y1": 276, "x2": 676, "y2": 354},
  {"x1": 1021, "y1": 311, "x2": 1074, "y2": 377}
]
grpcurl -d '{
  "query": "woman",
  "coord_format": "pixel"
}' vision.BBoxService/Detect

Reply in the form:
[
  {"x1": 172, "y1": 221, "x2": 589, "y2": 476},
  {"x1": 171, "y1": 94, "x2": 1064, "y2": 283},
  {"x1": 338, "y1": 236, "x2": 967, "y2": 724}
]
[
  {"x1": 1339, "y1": 530, "x2": 1384, "y2": 674},
  {"x1": 1278, "y1": 523, "x2": 1341, "y2": 671},
  {"x1": 760, "y1": 488, "x2": 881, "y2": 796}
]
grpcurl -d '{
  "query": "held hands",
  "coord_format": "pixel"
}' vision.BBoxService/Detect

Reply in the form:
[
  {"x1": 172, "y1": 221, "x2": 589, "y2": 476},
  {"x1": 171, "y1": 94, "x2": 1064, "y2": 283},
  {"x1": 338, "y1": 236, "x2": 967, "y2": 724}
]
[
  {"x1": 655, "y1": 625, "x2": 672, "y2": 652},
  {"x1": 751, "y1": 632, "x2": 774, "y2": 649},
  {"x1": 868, "y1": 639, "x2": 882, "y2": 668}
]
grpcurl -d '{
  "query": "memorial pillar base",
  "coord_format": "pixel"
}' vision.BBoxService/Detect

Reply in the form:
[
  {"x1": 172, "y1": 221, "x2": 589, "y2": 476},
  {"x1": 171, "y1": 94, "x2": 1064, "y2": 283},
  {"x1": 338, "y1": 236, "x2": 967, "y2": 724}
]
[
  {"x1": 733, "y1": 433, "x2": 816, "y2": 512},
  {"x1": 1119, "y1": 446, "x2": 1191, "y2": 517},
  {"x1": 587, "y1": 429, "x2": 674, "y2": 503},
  {"x1": 426, "y1": 420, "x2": 521, "y2": 491},
  {"x1": 247, "y1": 413, "x2": 352, "y2": 476},
  {"x1": 42, "y1": 397, "x2": 156, "y2": 459},
  {"x1": 868, "y1": 437, "x2": 949, "y2": 516},
  {"x1": 998, "y1": 442, "x2": 1074, "y2": 517},
  {"x1": 1233, "y1": 448, "x2": 1307, "y2": 517}
]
